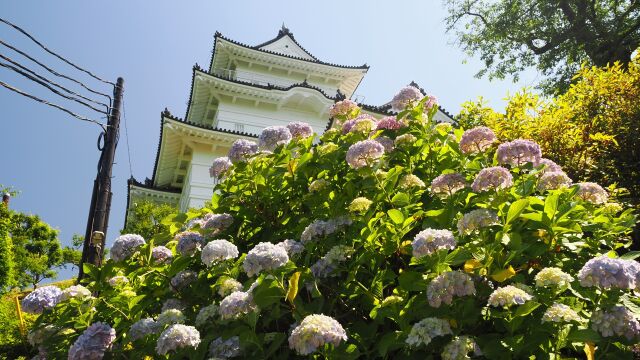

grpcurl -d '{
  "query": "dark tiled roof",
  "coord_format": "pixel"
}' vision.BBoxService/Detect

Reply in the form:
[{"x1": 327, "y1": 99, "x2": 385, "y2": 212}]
[
  {"x1": 252, "y1": 25, "x2": 319, "y2": 61},
  {"x1": 124, "y1": 176, "x2": 180, "y2": 228}
]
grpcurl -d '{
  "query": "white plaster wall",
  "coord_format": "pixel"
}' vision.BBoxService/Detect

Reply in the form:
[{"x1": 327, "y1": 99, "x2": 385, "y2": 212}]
[{"x1": 179, "y1": 146, "x2": 226, "y2": 211}]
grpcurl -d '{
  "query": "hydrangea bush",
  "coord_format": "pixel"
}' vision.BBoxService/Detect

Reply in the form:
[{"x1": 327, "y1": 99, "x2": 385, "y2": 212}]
[{"x1": 27, "y1": 92, "x2": 639, "y2": 359}]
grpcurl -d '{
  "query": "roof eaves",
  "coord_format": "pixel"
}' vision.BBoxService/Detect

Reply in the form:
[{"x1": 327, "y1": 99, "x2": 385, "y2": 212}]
[{"x1": 251, "y1": 27, "x2": 320, "y2": 61}]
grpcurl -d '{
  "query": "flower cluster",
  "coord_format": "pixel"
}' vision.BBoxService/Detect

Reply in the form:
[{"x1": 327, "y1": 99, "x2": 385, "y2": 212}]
[
  {"x1": 348, "y1": 197, "x2": 373, "y2": 213},
  {"x1": 175, "y1": 231, "x2": 205, "y2": 256},
  {"x1": 343, "y1": 114, "x2": 377, "y2": 134},
  {"x1": 300, "y1": 216, "x2": 352, "y2": 244},
  {"x1": 311, "y1": 245, "x2": 354, "y2": 278},
  {"x1": 412, "y1": 228, "x2": 456, "y2": 258},
  {"x1": 209, "y1": 336, "x2": 241, "y2": 358},
  {"x1": 155, "y1": 324, "x2": 201, "y2": 356},
  {"x1": 346, "y1": 140, "x2": 385, "y2": 169},
  {"x1": 487, "y1": 285, "x2": 533, "y2": 307},
  {"x1": 427, "y1": 271, "x2": 476, "y2": 308},
  {"x1": 471, "y1": 166, "x2": 513, "y2": 192},
  {"x1": 537, "y1": 171, "x2": 572, "y2": 191},
  {"x1": 496, "y1": 139, "x2": 542, "y2": 167},
  {"x1": 535, "y1": 267, "x2": 574, "y2": 288},
  {"x1": 395, "y1": 133, "x2": 417, "y2": 146},
  {"x1": 68, "y1": 322, "x2": 116, "y2": 360},
  {"x1": 406, "y1": 318, "x2": 452, "y2": 348},
  {"x1": 195, "y1": 303, "x2": 218, "y2": 327},
  {"x1": 276, "y1": 239, "x2": 305, "y2": 257},
  {"x1": 430, "y1": 173, "x2": 466, "y2": 196},
  {"x1": 539, "y1": 158, "x2": 562, "y2": 174},
  {"x1": 209, "y1": 157, "x2": 233, "y2": 178},
  {"x1": 542, "y1": 303, "x2": 582, "y2": 323},
  {"x1": 424, "y1": 94, "x2": 438, "y2": 111},
  {"x1": 218, "y1": 278, "x2": 243, "y2": 297},
  {"x1": 21, "y1": 286, "x2": 62, "y2": 314},
  {"x1": 201, "y1": 240, "x2": 239, "y2": 267},
  {"x1": 374, "y1": 136, "x2": 395, "y2": 152},
  {"x1": 390, "y1": 86, "x2": 423, "y2": 112},
  {"x1": 576, "y1": 182, "x2": 609, "y2": 204},
  {"x1": 258, "y1": 126, "x2": 292, "y2": 151},
  {"x1": 228, "y1": 139, "x2": 258, "y2": 163},
  {"x1": 308, "y1": 179, "x2": 328, "y2": 192},
  {"x1": 287, "y1": 121, "x2": 314, "y2": 138},
  {"x1": 59, "y1": 285, "x2": 92, "y2": 302},
  {"x1": 441, "y1": 336, "x2": 480, "y2": 360},
  {"x1": 107, "y1": 275, "x2": 128, "y2": 287},
  {"x1": 156, "y1": 309, "x2": 186, "y2": 327},
  {"x1": 288, "y1": 314, "x2": 347, "y2": 355},
  {"x1": 577, "y1": 256, "x2": 640, "y2": 290},
  {"x1": 170, "y1": 270, "x2": 197, "y2": 291},
  {"x1": 129, "y1": 318, "x2": 158, "y2": 341},
  {"x1": 161, "y1": 298, "x2": 185, "y2": 312},
  {"x1": 151, "y1": 246, "x2": 173, "y2": 264},
  {"x1": 329, "y1": 99, "x2": 359, "y2": 119},
  {"x1": 219, "y1": 291, "x2": 257, "y2": 320},
  {"x1": 457, "y1": 209, "x2": 499, "y2": 235},
  {"x1": 376, "y1": 116, "x2": 404, "y2": 130},
  {"x1": 28, "y1": 325, "x2": 57, "y2": 347},
  {"x1": 591, "y1": 306, "x2": 640, "y2": 339},
  {"x1": 243, "y1": 242, "x2": 289, "y2": 277},
  {"x1": 201, "y1": 213, "x2": 234, "y2": 232},
  {"x1": 459, "y1": 127, "x2": 496, "y2": 154},
  {"x1": 399, "y1": 174, "x2": 425, "y2": 189},
  {"x1": 110, "y1": 234, "x2": 146, "y2": 262}
]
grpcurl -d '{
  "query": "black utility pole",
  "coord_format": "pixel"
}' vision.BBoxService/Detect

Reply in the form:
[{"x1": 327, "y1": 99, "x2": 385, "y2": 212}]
[{"x1": 78, "y1": 77, "x2": 124, "y2": 280}]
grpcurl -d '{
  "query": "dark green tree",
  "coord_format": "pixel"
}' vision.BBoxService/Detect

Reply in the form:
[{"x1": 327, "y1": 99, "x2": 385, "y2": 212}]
[
  {"x1": 0, "y1": 202, "x2": 14, "y2": 291},
  {"x1": 122, "y1": 200, "x2": 176, "y2": 241},
  {"x1": 444, "y1": 0, "x2": 640, "y2": 94}
]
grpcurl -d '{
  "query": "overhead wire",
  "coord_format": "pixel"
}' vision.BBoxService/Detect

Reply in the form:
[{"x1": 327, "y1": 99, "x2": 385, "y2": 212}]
[
  {"x1": 0, "y1": 79, "x2": 106, "y2": 129},
  {"x1": 0, "y1": 17, "x2": 116, "y2": 86}
]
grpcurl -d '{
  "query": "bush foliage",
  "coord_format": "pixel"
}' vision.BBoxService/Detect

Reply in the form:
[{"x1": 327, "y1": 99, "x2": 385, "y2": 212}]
[{"x1": 27, "y1": 95, "x2": 639, "y2": 359}]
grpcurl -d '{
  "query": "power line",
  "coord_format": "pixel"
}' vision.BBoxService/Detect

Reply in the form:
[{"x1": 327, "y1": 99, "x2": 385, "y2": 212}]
[
  {"x1": 122, "y1": 96, "x2": 133, "y2": 177},
  {"x1": 0, "y1": 17, "x2": 116, "y2": 86},
  {"x1": 0, "y1": 39, "x2": 112, "y2": 102},
  {"x1": 0, "y1": 53, "x2": 111, "y2": 111},
  {"x1": 0, "y1": 79, "x2": 106, "y2": 128}
]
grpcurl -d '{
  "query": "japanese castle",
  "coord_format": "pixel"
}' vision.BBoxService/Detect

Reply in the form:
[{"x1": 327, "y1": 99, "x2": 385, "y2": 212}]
[{"x1": 126, "y1": 26, "x2": 453, "y2": 219}]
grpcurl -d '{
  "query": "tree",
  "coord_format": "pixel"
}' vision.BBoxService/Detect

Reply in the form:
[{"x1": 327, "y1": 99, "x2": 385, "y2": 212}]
[
  {"x1": 122, "y1": 200, "x2": 176, "y2": 242},
  {"x1": 444, "y1": 0, "x2": 640, "y2": 94},
  {"x1": 61, "y1": 234, "x2": 83, "y2": 271},
  {"x1": 0, "y1": 203, "x2": 15, "y2": 291}
]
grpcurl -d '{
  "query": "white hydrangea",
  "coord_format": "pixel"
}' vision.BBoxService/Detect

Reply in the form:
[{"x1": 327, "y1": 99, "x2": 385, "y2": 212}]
[
  {"x1": 311, "y1": 246, "x2": 354, "y2": 278},
  {"x1": 218, "y1": 278, "x2": 243, "y2": 297},
  {"x1": 457, "y1": 209, "x2": 499, "y2": 235},
  {"x1": 412, "y1": 228, "x2": 456, "y2": 258},
  {"x1": 276, "y1": 239, "x2": 305, "y2": 257},
  {"x1": 427, "y1": 271, "x2": 476, "y2": 308},
  {"x1": 219, "y1": 291, "x2": 257, "y2": 320},
  {"x1": 195, "y1": 303, "x2": 218, "y2": 327},
  {"x1": 156, "y1": 309, "x2": 186, "y2": 327},
  {"x1": 288, "y1": 314, "x2": 347, "y2": 355},
  {"x1": 107, "y1": 276, "x2": 129, "y2": 287},
  {"x1": 156, "y1": 324, "x2": 201, "y2": 355},
  {"x1": 542, "y1": 303, "x2": 582, "y2": 323},
  {"x1": 58, "y1": 285, "x2": 92, "y2": 302},
  {"x1": 399, "y1": 174, "x2": 426, "y2": 189},
  {"x1": 243, "y1": 242, "x2": 289, "y2": 277},
  {"x1": 535, "y1": 267, "x2": 574, "y2": 288},
  {"x1": 441, "y1": 336, "x2": 480, "y2": 360},
  {"x1": 487, "y1": 285, "x2": 533, "y2": 307},
  {"x1": 201, "y1": 240, "x2": 239, "y2": 267},
  {"x1": 128, "y1": 318, "x2": 159, "y2": 341},
  {"x1": 406, "y1": 318, "x2": 452, "y2": 348}
]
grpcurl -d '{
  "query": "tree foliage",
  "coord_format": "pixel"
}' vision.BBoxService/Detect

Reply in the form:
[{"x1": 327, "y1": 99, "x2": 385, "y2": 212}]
[
  {"x1": 444, "y1": 0, "x2": 640, "y2": 94},
  {"x1": 0, "y1": 203, "x2": 15, "y2": 291},
  {"x1": 122, "y1": 200, "x2": 177, "y2": 242}
]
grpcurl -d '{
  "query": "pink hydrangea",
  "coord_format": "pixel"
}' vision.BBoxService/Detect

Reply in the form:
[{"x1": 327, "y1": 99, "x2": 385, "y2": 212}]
[
  {"x1": 329, "y1": 99, "x2": 360, "y2": 119},
  {"x1": 346, "y1": 140, "x2": 385, "y2": 169},
  {"x1": 430, "y1": 173, "x2": 466, "y2": 196},
  {"x1": 459, "y1": 127, "x2": 497, "y2": 154},
  {"x1": 471, "y1": 166, "x2": 513, "y2": 192},
  {"x1": 496, "y1": 139, "x2": 542, "y2": 167},
  {"x1": 390, "y1": 86, "x2": 423, "y2": 112},
  {"x1": 376, "y1": 116, "x2": 404, "y2": 130}
]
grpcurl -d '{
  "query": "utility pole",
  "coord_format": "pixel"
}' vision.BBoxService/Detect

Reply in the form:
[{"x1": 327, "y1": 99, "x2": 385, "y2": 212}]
[{"x1": 78, "y1": 77, "x2": 124, "y2": 280}]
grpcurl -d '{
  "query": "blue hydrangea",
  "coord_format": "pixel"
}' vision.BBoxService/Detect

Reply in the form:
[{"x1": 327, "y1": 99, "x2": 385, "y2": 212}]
[
  {"x1": 577, "y1": 256, "x2": 640, "y2": 290},
  {"x1": 110, "y1": 234, "x2": 146, "y2": 262},
  {"x1": 21, "y1": 286, "x2": 62, "y2": 314},
  {"x1": 174, "y1": 231, "x2": 205, "y2": 256},
  {"x1": 155, "y1": 324, "x2": 201, "y2": 356},
  {"x1": 228, "y1": 139, "x2": 258, "y2": 163},
  {"x1": 427, "y1": 271, "x2": 476, "y2": 308},
  {"x1": 243, "y1": 242, "x2": 289, "y2": 277},
  {"x1": 258, "y1": 126, "x2": 292, "y2": 151},
  {"x1": 68, "y1": 322, "x2": 116, "y2": 360},
  {"x1": 201, "y1": 240, "x2": 239, "y2": 267},
  {"x1": 412, "y1": 229, "x2": 456, "y2": 258},
  {"x1": 591, "y1": 306, "x2": 640, "y2": 339},
  {"x1": 209, "y1": 336, "x2": 241, "y2": 358},
  {"x1": 406, "y1": 318, "x2": 452, "y2": 348},
  {"x1": 128, "y1": 318, "x2": 158, "y2": 341},
  {"x1": 219, "y1": 291, "x2": 257, "y2": 320},
  {"x1": 170, "y1": 270, "x2": 197, "y2": 291}
]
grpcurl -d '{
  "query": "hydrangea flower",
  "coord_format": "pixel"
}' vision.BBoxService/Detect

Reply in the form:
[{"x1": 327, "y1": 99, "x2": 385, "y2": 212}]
[
  {"x1": 201, "y1": 213, "x2": 234, "y2": 232},
  {"x1": 300, "y1": 216, "x2": 352, "y2": 244},
  {"x1": 435, "y1": 122, "x2": 453, "y2": 133},
  {"x1": 170, "y1": 270, "x2": 197, "y2": 291},
  {"x1": 161, "y1": 298, "x2": 186, "y2": 312},
  {"x1": 395, "y1": 133, "x2": 417, "y2": 146},
  {"x1": 412, "y1": 228, "x2": 456, "y2": 258},
  {"x1": 209, "y1": 157, "x2": 233, "y2": 178},
  {"x1": 374, "y1": 136, "x2": 395, "y2": 152},
  {"x1": 537, "y1": 171, "x2": 572, "y2": 191},
  {"x1": 317, "y1": 142, "x2": 339, "y2": 155},
  {"x1": 151, "y1": 246, "x2": 173, "y2": 264},
  {"x1": 542, "y1": 303, "x2": 582, "y2": 323},
  {"x1": 329, "y1": 99, "x2": 359, "y2": 119},
  {"x1": 308, "y1": 179, "x2": 328, "y2": 192},
  {"x1": 424, "y1": 94, "x2": 438, "y2": 111},
  {"x1": 343, "y1": 114, "x2": 377, "y2": 134},
  {"x1": 218, "y1": 278, "x2": 243, "y2": 297},
  {"x1": 390, "y1": 86, "x2": 424, "y2": 112},
  {"x1": 107, "y1": 276, "x2": 129, "y2": 287},
  {"x1": 195, "y1": 303, "x2": 218, "y2": 327},
  {"x1": 459, "y1": 127, "x2": 496, "y2": 154},
  {"x1": 591, "y1": 306, "x2": 640, "y2": 339},
  {"x1": 27, "y1": 325, "x2": 57, "y2": 346},
  {"x1": 219, "y1": 291, "x2": 257, "y2": 320},
  {"x1": 311, "y1": 246, "x2": 354, "y2": 278},
  {"x1": 175, "y1": 231, "x2": 205, "y2": 256},
  {"x1": 157, "y1": 309, "x2": 186, "y2": 327},
  {"x1": 427, "y1": 271, "x2": 476, "y2": 308},
  {"x1": 348, "y1": 197, "x2": 373, "y2": 213},
  {"x1": 496, "y1": 139, "x2": 542, "y2": 167},
  {"x1": 287, "y1": 122, "x2": 313, "y2": 138},
  {"x1": 457, "y1": 209, "x2": 499, "y2": 235},
  {"x1": 68, "y1": 322, "x2": 116, "y2": 360},
  {"x1": 243, "y1": 242, "x2": 289, "y2": 277},
  {"x1": 376, "y1": 116, "x2": 404, "y2": 130},
  {"x1": 346, "y1": 140, "x2": 385, "y2": 169},
  {"x1": 288, "y1": 314, "x2": 347, "y2": 355},
  {"x1": 471, "y1": 166, "x2": 513, "y2": 192},
  {"x1": 110, "y1": 234, "x2": 146, "y2": 262},
  {"x1": 487, "y1": 285, "x2": 533, "y2": 307},
  {"x1": 431, "y1": 173, "x2": 467, "y2": 196},
  {"x1": 59, "y1": 285, "x2": 92, "y2": 302},
  {"x1": 201, "y1": 240, "x2": 239, "y2": 267},
  {"x1": 441, "y1": 336, "x2": 480, "y2": 360},
  {"x1": 539, "y1": 158, "x2": 562, "y2": 174},
  {"x1": 228, "y1": 139, "x2": 258, "y2": 163},
  {"x1": 577, "y1": 256, "x2": 639, "y2": 290},
  {"x1": 276, "y1": 239, "x2": 305, "y2": 257},
  {"x1": 405, "y1": 318, "x2": 452, "y2": 348},
  {"x1": 535, "y1": 267, "x2": 574, "y2": 288},
  {"x1": 399, "y1": 174, "x2": 425, "y2": 189},
  {"x1": 602, "y1": 202, "x2": 623, "y2": 215},
  {"x1": 258, "y1": 126, "x2": 292, "y2": 151},
  {"x1": 129, "y1": 318, "x2": 159, "y2": 341},
  {"x1": 156, "y1": 324, "x2": 201, "y2": 356},
  {"x1": 209, "y1": 336, "x2": 242, "y2": 358},
  {"x1": 576, "y1": 182, "x2": 609, "y2": 204}
]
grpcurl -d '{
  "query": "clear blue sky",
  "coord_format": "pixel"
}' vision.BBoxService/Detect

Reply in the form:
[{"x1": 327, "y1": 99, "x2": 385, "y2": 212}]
[{"x1": 1, "y1": 1, "x2": 537, "y2": 280}]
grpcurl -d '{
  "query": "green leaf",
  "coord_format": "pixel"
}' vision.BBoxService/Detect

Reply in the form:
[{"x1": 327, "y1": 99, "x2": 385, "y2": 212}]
[
  {"x1": 391, "y1": 192, "x2": 410, "y2": 207},
  {"x1": 544, "y1": 193, "x2": 559, "y2": 221},
  {"x1": 513, "y1": 301, "x2": 540, "y2": 317},
  {"x1": 620, "y1": 251, "x2": 640, "y2": 260},
  {"x1": 387, "y1": 209, "x2": 404, "y2": 224},
  {"x1": 398, "y1": 271, "x2": 427, "y2": 292},
  {"x1": 252, "y1": 278, "x2": 284, "y2": 308},
  {"x1": 506, "y1": 198, "x2": 530, "y2": 225},
  {"x1": 567, "y1": 328, "x2": 602, "y2": 343}
]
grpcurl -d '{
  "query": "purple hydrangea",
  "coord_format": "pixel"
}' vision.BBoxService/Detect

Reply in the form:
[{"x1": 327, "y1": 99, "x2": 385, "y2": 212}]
[
  {"x1": 471, "y1": 166, "x2": 513, "y2": 192},
  {"x1": 376, "y1": 116, "x2": 404, "y2": 130},
  {"x1": 591, "y1": 306, "x2": 640, "y2": 339},
  {"x1": 209, "y1": 336, "x2": 241, "y2": 358},
  {"x1": 228, "y1": 139, "x2": 258, "y2": 163},
  {"x1": 577, "y1": 256, "x2": 640, "y2": 290},
  {"x1": 151, "y1": 246, "x2": 173, "y2": 264},
  {"x1": 427, "y1": 271, "x2": 476, "y2": 308},
  {"x1": 390, "y1": 86, "x2": 423, "y2": 112},
  {"x1": 346, "y1": 140, "x2": 385, "y2": 169},
  {"x1": 288, "y1": 314, "x2": 347, "y2": 355},
  {"x1": 459, "y1": 127, "x2": 496, "y2": 154},
  {"x1": 209, "y1": 157, "x2": 233, "y2": 178},
  {"x1": 201, "y1": 240, "x2": 239, "y2": 267},
  {"x1": 329, "y1": 99, "x2": 359, "y2": 119},
  {"x1": 175, "y1": 231, "x2": 205, "y2": 256},
  {"x1": 311, "y1": 246, "x2": 353, "y2": 279},
  {"x1": 110, "y1": 234, "x2": 146, "y2": 262},
  {"x1": 219, "y1": 291, "x2": 257, "y2": 320},
  {"x1": 155, "y1": 324, "x2": 201, "y2": 356},
  {"x1": 412, "y1": 229, "x2": 456, "y2": 258},
  {"x1": 300, "y1": 216, "x2": 352, "y2": 244},
  {"x1": 430, "y1": 173, "x2": 467, "y2": 196},
  {"x1": 342, "y1": 114, "x2": 377, "y2": 134},
  {"x1": 576, "y1": 182, "x2": 609, "y2": 204},
  {"x1": 539, "y1": 158, "x2": 562, "y2": 174},
  {"x1": 374, "y1": 136, "x2": 395, "y2": 152},
  {"x1": 286, "y1": 122, "x2": 314, "y2": 139},
  {"x1": 170, "y1": 270, "x2": 198, "y2": 291},
  {"x1": 243, "y1": 242, "x2": 289, "y2": 277},
  {"x1": 128, "y1": 318, "x2": 159, "y2": 341},
  {"x1": 496, "y1": 139, "x2": 542, "y2": 167},
  {"x1": 258, "y1": 126, "x2": 292, "y2": 151},
  {"x1": 68, "y1": 322, "x2": 116, "y2": 360},
  {"x1": 276, "y1": 239, "x2": 305, "y2": 257},
  {"x1": 201, "y1": 213, "x2": 234, "y2": 232},
  {"x1": 21, "y1": 286, "x2": 62, "y2": 314},
  {"x1": 537, "y1": 171, "x2": 572, "y2": 191}
]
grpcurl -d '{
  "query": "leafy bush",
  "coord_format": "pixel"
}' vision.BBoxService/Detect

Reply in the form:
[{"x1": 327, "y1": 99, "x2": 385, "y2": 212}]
[
  {"x1": 122, "y1": 200, "x2": 177, "y2": 241},
  {"x1": 27, "y1": 94, "x2": 639, "y2": 359}
]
